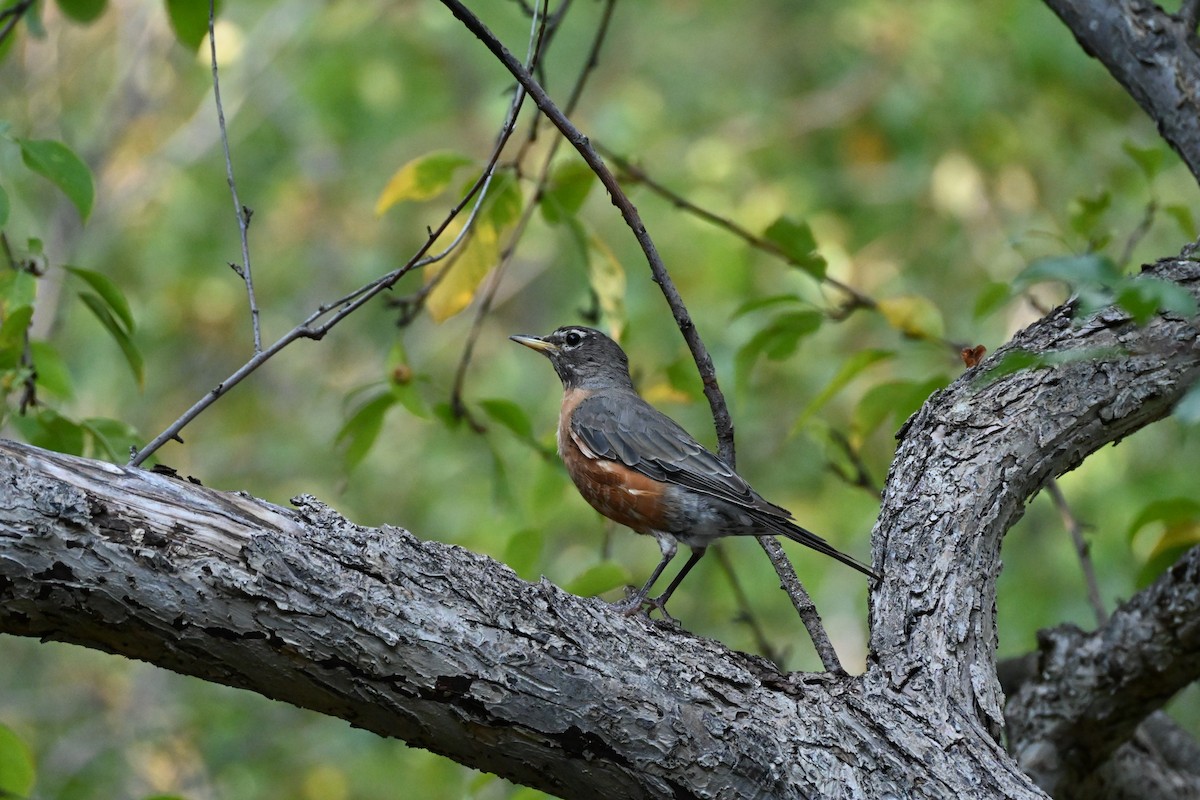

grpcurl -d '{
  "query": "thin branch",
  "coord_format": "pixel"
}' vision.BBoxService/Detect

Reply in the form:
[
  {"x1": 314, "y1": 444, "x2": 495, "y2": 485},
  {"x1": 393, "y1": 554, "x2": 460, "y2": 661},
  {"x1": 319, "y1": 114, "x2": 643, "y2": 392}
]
[
  {"x1": 208, "y1": 0, "x2": 262, "y2": 353},
  {"x1": 129, "y1": 65, "x2": 532, "y2": 466},
  {"x1": 439, "y1": 0, "x2": 735, "y2": 465},
  {"x1": 597, "y1": 145, "x2": 878, "y2": 316},
  {"x1": 451, "y1": 0, "x2": 617, "y2": 420},
  {"x1": 439, "y1": 1, "x2": 858, "y2": 665},
  {"x1": 1045, "y1": 478, "x2": 1107, "y2": 626},
  {"x1": 0, "y1": 0, "x2": 35, "y2": 48},
  {"x1": 756, "y1": 535, "x2": 845, "y2": 674}
]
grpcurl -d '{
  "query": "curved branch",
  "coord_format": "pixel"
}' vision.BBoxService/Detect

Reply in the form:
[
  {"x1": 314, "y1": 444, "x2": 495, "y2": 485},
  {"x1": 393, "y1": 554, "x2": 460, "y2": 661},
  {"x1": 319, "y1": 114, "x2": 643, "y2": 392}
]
[
  {"x1": 868, "y1": 256, "x2": 1200, "y2": 734},
  {"x1": 1043, "y1": 0, "x2": 1200, "y2": 184},
  {"x1": 1007, "y1": 544, "x2": 1200, "y2": 796}
]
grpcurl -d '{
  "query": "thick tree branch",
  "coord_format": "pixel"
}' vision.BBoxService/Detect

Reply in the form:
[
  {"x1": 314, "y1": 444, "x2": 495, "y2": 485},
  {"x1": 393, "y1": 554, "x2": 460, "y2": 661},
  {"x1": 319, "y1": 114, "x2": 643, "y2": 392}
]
[
  {"x1": 1007, "y1": 544, "x2": 1200, "y2": 797},
  {"x1": 868, "y1": 256, "x2": 1200, "y2": 737},
  {"x1": 1043, "y1": 0, "x2": 1200, "y2": 184},
  {"x1": 0, "y1": 439, "x2": 1041, "y2": 799}
]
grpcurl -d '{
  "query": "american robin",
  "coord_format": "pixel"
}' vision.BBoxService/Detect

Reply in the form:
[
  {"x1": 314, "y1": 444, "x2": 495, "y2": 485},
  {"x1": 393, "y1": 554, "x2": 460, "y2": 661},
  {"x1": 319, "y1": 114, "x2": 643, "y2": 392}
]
[{"x1": 511, "y1": 325, "x2": 879, "y2": 619}]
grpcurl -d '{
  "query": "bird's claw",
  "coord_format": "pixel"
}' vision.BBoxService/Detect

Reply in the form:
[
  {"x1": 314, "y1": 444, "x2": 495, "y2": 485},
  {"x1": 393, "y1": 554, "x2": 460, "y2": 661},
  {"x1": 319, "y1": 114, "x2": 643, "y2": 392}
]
[{"x1": 608, "y1": 589, "x2": 678, "y2": 624}]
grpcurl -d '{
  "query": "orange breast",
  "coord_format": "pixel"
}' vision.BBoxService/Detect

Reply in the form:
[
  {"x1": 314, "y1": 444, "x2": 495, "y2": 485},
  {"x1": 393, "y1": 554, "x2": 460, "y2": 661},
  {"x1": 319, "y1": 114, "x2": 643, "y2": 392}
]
[{"x1": 558, "y1": 389, "x2": 672, "y2": 533}]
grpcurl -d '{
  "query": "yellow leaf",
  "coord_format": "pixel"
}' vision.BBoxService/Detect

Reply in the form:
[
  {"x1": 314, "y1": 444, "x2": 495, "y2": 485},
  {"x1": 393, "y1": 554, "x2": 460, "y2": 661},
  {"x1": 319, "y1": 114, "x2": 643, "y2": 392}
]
[
  {"x1": 877, "y1": 294, "x2": 945, "y2": 340},
  {"x1": 375, "y1": 151, "x2": 474, "y2": 216},
  {"x1": 426, "y1": 220, "x2": 499, "y2": 322},
  {"x1": 587, "y1": 234, "x2": 627, "y2": 341}
]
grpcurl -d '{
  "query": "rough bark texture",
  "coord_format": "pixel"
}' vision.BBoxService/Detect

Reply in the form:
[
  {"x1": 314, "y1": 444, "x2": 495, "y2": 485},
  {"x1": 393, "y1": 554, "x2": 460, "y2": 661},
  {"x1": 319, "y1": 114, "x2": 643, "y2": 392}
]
[
  {"x1": 1, "y1": 257, "x2": 1198, "y2": 798},
  {"x1": 1043, "y1": 0, "x2": 1200, "y2": 183},
  {"x1": 1008, "y1": 545, "x2": 1200, "y2": 797}
]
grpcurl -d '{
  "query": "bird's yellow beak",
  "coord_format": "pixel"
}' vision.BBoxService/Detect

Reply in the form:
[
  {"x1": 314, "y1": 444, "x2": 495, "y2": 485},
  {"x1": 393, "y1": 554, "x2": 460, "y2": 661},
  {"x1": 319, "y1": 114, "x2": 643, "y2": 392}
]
[{"x1": 510, "y1": 334, "x2": 558, "y2": 353}]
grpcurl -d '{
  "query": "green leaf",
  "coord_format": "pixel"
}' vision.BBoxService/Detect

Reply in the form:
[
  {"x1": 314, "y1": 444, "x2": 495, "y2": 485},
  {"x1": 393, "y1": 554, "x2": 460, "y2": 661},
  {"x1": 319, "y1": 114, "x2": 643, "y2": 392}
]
[
  {"x1": 29, "y1": 341, "x2": 73, "y2": 399},
  {"x1": 56, "y1": 0, "x2": 108, "y2": 24},
  {"x1": 1012, "y1": 254, "x2": 1122, "y2": 292},
  {"x1": 336, "y1": 390, "x2": 397, "y2": 472},
  {"x1": 1068, "y1": 190, "x2": 1111, "y2": 239},
  {"x1": 375, "y1": 151, "x2": 475, "y2": 214},
  {"x1": 735, "y1": 311, "x2": 823, "y2": 378},
  {"x1": 485, "y1": 171, "x2": 523, "y2": 229},
  {"x1": 1126, "y1": 497, "x2": 1200, "y2": 586},
  {"x1": 539, "y1": 160, "x2": 595, "y2": 224},
  {"x1": 18, "y1": 138, "x2": 94, "y2": 222},
  {"x1": 730, "y1": 294, "x2": 805, "y2": 320},
  {"x1": 479, "y1": 398, "x2": 538, "y2": 447},
  {"x1": 1165, "y1": 204, "x2": 1197, "y2": 240},
  {"x1": 0, "y1": 269, "x2": 37, "y2": 311},
  {"x1": 0, "y1": 184, "x2": 9, "y2": 227},
  {"x1": 0, "y1": 723, "x2": 35, "y2": 798},
  {"x1": 66, "y1": 266, "x2": 134, "y2": 332},
  {"x1": 852, "y1": 375, "x2": 948, "y2": 440},
  {"x1": 11, "y1": 407, "x2": 86, "y2": 455},
  {"x1": 503, "y1": 528, "x2": 544, "y2": 579},
  {"x1": 973, "y1": 281, "x2": 1012, "y2": 319},
  {"x1": 1126, "y1": 498, "x2": 1200, "y2": 542},
  {"x1": 1114, "y1": 278, "x2": 1197, "y2": 325},
  {"x1": 587, "y1": 231, "x2": 627, "y2": 342},
  {"x1": 791, "y1": 349, "x2": 893, "y2": 434},
  {"x1": 78, "y1": 292, "x2": 144, "y2": 387},
  {"x1": 565, "y1": 560, "x2": 631, "y2": 597},
  {"x1": 165, "y1": 0, "x2": 221, "y2": 50},
  {"x1": 0, "y1": 305, "x2": 33, "y2": 359},
  {"x1": 763, "y1": 216, "x2": 826, "y2": 280},
  {"x1": 1122, "y1": 141, "x2": 1165, "y2": 182},
  {"x1": 876, "y1": 294, "x2": 945, "y2": 340}
]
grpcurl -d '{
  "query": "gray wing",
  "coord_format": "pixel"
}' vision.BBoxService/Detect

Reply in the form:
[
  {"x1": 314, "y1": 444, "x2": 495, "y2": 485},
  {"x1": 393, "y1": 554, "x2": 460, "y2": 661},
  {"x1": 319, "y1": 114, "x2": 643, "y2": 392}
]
[{"x1": 569, "y1": 392, "x2": 791, "y2": 517}]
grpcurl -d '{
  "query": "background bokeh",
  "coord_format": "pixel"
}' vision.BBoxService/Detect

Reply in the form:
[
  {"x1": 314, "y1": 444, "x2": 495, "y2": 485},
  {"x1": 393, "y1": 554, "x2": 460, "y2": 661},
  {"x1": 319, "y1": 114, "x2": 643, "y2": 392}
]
[{"x1": 1, "y1": 1, "x2": 1197, "y2": 797}]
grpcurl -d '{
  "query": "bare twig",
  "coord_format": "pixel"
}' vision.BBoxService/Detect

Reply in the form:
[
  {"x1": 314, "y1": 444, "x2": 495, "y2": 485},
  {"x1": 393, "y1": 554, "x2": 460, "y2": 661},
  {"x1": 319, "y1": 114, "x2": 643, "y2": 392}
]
[
  {"x1": 757, "y1": 535, "x2": 845, "y2": 675},
  {"x1": 129, "y1": 31, "x2": 537, "y2": 466},
  {"x1": 598, "y1": 146, "x2": 878, "y2": 316},
  {"x1": 439, "y1": 0, "x2": 736, "y2": 463},
  {"x1": 208, "y1": 0, "x2": 262, "y2": 353},
  {"x1": 1117, "y1": 199, "x2": 1157, "y2": 268},
  {"x1": 450, "y1": 0, "x2": 617, "y2": 419},
  {"x1": 826, "y1": 428, "x2": 881, "y2": 496},
  {"x1": 440, "y1": 0, "x2": 858, "y2": 666},
  {"x1": 0, "y1": 0, "x2": 35, "y2": 48},
  {"x1": 1045, "y1": 478, "x2": 1108, "y2": 626}
]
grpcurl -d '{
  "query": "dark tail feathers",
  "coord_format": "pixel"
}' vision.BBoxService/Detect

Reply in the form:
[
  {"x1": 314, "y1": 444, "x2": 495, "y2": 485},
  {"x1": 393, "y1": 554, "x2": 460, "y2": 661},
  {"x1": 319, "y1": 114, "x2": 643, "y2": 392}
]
[{"x1": 766, "y1": 517, "x2": 880, "y2": 581}]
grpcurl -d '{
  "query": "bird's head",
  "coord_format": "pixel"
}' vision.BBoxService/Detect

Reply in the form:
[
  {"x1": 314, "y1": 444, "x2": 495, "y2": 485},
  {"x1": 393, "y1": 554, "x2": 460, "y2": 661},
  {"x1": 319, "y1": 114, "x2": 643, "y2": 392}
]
[{"x1": 510, "y1": 326, "x2": 633, "y2": 391}]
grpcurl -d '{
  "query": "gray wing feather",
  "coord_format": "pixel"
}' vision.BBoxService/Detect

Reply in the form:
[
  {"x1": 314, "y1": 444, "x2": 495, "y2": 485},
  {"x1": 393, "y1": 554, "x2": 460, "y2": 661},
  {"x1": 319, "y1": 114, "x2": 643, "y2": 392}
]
[{"x1": 570, "y1": 392, "x2": 788, "y2": 516}]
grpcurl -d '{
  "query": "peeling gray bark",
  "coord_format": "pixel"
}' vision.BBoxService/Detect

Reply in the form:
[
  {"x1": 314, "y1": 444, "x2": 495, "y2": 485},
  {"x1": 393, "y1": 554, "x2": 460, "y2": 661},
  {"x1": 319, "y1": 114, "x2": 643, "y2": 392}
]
[{"x1": 0, "y1": 256, "x2": 1198, "y2": 798}]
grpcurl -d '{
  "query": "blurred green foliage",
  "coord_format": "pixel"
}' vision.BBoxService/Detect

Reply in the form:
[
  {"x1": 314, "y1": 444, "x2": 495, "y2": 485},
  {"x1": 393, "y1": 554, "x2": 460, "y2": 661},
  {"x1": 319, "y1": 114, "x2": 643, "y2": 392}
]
[{"x1": 1, "y1": 0, "x2": 1198, "y2": 797}]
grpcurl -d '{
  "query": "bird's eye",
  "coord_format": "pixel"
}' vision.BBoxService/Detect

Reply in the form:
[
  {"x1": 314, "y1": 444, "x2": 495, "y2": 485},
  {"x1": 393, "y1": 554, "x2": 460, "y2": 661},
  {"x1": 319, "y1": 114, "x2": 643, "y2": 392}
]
[{"x1": 564, "y1": 331, "x2": 582, "y2": 347}]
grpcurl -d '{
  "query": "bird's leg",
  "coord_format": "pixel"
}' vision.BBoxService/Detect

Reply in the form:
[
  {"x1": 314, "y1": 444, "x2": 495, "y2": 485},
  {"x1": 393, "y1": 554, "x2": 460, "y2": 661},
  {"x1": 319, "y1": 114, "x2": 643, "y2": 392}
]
[
  {"x1": 610, "y1": 533, "x2": 676, "y2": 616},
  {"x1": 646, "y1": 546, "x2": 707, "y2": 621}
]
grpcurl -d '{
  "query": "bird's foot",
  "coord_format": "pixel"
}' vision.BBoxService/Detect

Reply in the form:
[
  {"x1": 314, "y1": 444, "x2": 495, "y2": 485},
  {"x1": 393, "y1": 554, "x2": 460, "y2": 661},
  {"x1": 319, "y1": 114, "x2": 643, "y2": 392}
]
[
  {"x1": 608, "y1": 589, "x2": 678, "y2": 625},
  {"x1": 609, "y1": 588, "x2": 651, "y2": 617}
]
